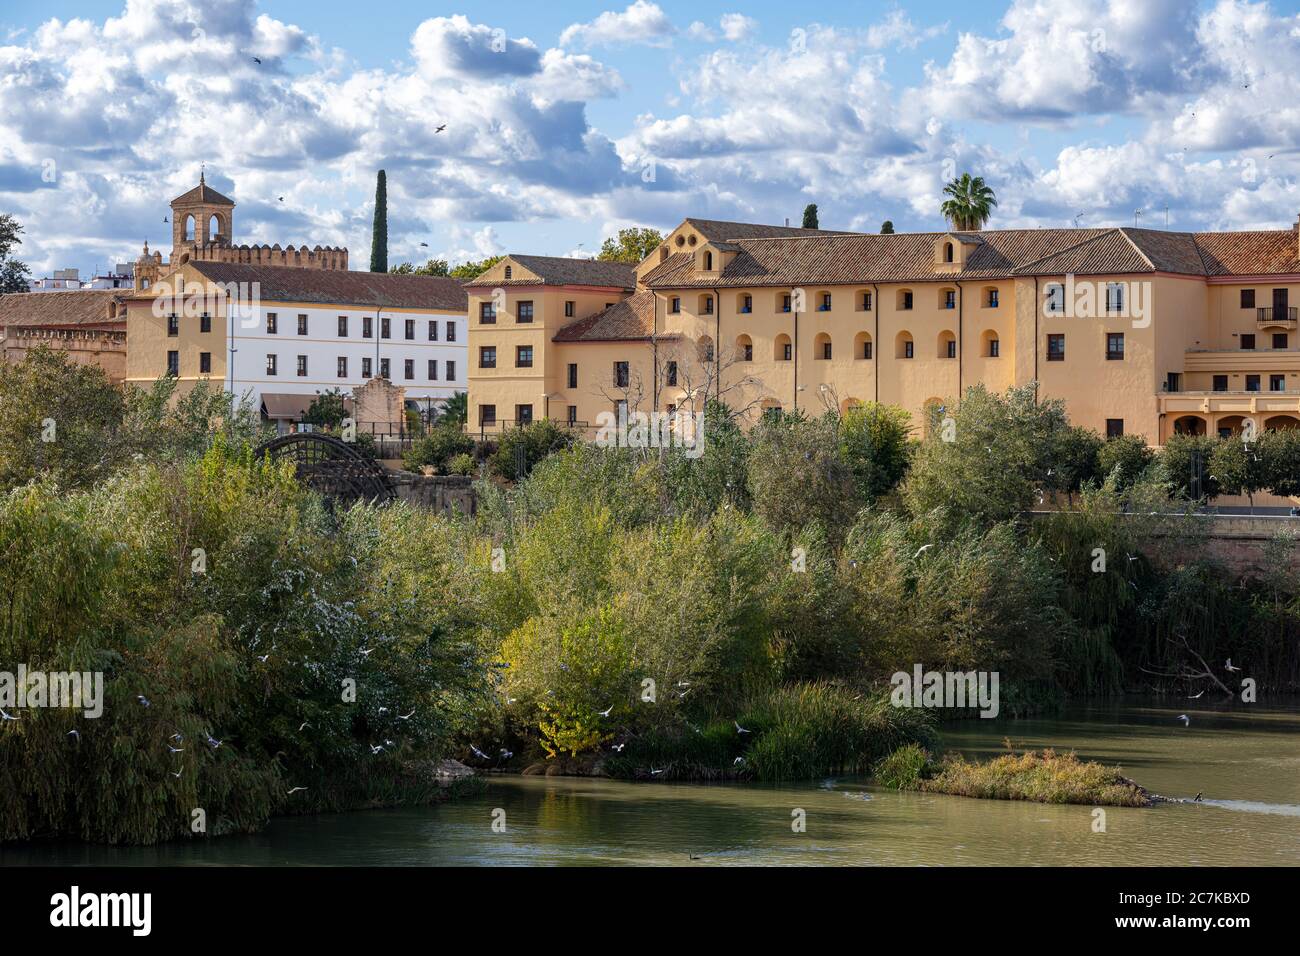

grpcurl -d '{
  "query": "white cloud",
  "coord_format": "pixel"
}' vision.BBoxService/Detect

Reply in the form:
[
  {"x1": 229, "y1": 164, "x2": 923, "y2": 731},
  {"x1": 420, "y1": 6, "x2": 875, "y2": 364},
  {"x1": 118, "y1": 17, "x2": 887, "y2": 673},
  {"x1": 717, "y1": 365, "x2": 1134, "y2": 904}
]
[
  {"x1": 559, "y1": 1, "x2": 676, "y2": 50},
  {"x1": 719, "y1": 14, "x2": 758, "y2": 42}
]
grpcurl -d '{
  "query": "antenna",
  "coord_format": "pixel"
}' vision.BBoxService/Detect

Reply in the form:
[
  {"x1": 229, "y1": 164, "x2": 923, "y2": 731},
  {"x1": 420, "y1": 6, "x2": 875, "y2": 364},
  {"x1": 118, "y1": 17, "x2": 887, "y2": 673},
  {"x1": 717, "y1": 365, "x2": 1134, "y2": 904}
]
[
  {"x1": 1072, "y1": 212, "x2": 1084, "y2": 229},
  {"x1": 1133, "y1": 209, "x2": 1143, "y2": 227},
  {"x1": 1164, "y1": 205, "x2": 1169, "y2": 228}
]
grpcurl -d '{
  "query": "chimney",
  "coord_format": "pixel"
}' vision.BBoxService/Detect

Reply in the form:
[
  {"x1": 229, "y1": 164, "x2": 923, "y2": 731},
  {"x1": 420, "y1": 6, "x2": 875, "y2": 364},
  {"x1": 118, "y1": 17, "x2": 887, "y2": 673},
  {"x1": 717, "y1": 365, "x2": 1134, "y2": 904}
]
[{"x1": 784, "y1": 218, "x2": 790, "y2": 227}]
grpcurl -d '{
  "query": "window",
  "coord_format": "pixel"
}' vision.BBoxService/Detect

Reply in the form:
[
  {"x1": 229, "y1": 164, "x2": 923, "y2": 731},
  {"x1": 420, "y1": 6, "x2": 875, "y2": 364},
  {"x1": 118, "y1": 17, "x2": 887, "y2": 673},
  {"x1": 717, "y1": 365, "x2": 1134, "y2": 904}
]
[
  {"x1": 565, "y1": 300, "x2": 575, "y2": 317},
  {"x1": 987, "y1": 289, "x2": 999, "y2": 308},
  {"x1": 200, "y1": 312, "x2": 211, "y2": 333},
  {"x1": 1106, "y1": 332, "x2": 1125, "y2": 360},
  {"x1": 338, "y1": 315, "x2": 349, "y2": 337},
  {"x1": 567, "y1": 405, "x2": 577, "y2": 425},
  {"x1": 783, "y1": 342, "x2": 793, "y2": 361},
  {"x1": 427, "y1": 320, "x2": 438, "y2": 341},
  {"x1": 1106, "y1": 419, "x2": 1124, "y2": 438},
  {"x1": 614, "y1": 361, "x2": 629, "y2": 388},
  {"x1": 380, "y1": 317, "x2": 391, "y2": 339},
  {"x1": 479, "y1": 346, "x2": 497, "y2": 369},
  {"x1": 516, "y1": 404, "x2": 533, "y2": 425},
  {"x1": 516, "y1": 345, "x2": 533, "y2": 368},
  {"x1": 1241, "y1": 289, "x2": 1255, "y2": 309},
  {"x1": 901, "y1": 291, "x2": 914, "y2": 310},
  {"x1": 403, "y1": 359, "x2": 414, "y2": 380},
  {"x1": 567, "y1": 363, "x2": 578, "y2": 389},
  {"x1": 296, "y1": 355, "x2": 307, "y2": 377},
  {"x1": 670, "y1": 297, "x2": 681, "y2": 314},
  {"x1": 1044, "y1": 284, "x2": 1065, "y2": 314},
  {"x1": 943, "y1": 290, "x2": 956, "y2": 310},
  {"x1": 666, "y1": 361, "x2": 677, "y2": 387},
  {"x1": 517, "y1": 301, "x2": 534, "y2": 323},
  {"x1": 504, "y1": 265, "x2": 512, "y2": 280},
  {"x1": 479, "y1": 404, "x2": 496, "y2": 426},
  {"x1": 1241, "y1": 334, "x2": 1256, "y2": 350},
  {"x1": 704, "y1": 251, "x2": 713, "y2": 271},
  {"x1": 363, "y1": 316, "x2": 372, "y2": 338},
  {"x1": 362, "y1": 357, "x2": 372, "y2": 378},
  {"x1": 989, "y1": 338, "x2": 1000, "y2": 358},
  {"x1": 743, "y1": 342, "x2": 753, "y2": 361},
  {"x1": 862, "y1": 292, "x2": 873, "y2": 311},
  {"x1": 702, "y1": 296, "x2": 714, "y2": 315},
  {"x1": 781, "y1": 294, "x2": 792, "y2": 313},
  {"x1": 338, "y1": 357, "x2": 348, "y2": 378},
  {"x1": 480, "y1": 300, "x2": 496, "y2": 324},
  {"x1": 903, "y1": 340, "x2": 914, "y2": 359},
  {"x1": 446, "y1": 321, "x2": 455, "y2": 342},
  {"x1": 1271, "y1": 374, "x2": 1286, "y2": 392},
  {"x1": 428, "y1": 360, "x2": 438, "y2": 380},
  {"x1": 1246, "y1": 374, "x2": 1261, "y2": 392},
  {"x1": 1105, "y1": 284, "x2": 1123, "y2": 314},
  {"x1": 819, "y1": 293, "x2": 832, "y2": 312},
  {"x1": 404, "y1": 319, "x2": 414, "y2": 340},
  {"x1": 946, "y1": 339, "x2": 957, "y2": 359},
  {"x1": 1047, "y1": 333, "x2": 1065, "y2": 361},
  {"x1": 822, "y1": 340, "x2": 833, "y2": 360},
  {"x1": 741, "y1": 294, "x2": 752, "y2": 314},
  {"x1": 167, "y1": 350, "x2": 178, "y2": 376},
  {"x1": 1273, "y1": 333, "x2": 1288, "y2": 349},
  {"x1": 944, "y1": 242, "x2": 954, "y2": 263},
  {"x1": 446, "y1": 359, "x2": 456, "y2": 381},
  {"x1": 267, "y1": 313, "x2": 278, "y2": 334},
  {"x1": 298, "y1": 314, "x2": 308, "y2": 335},
  {"x1": 863, "y1": 341, "x2": 873, "y2": 359},
  {"x1": 379, "y1": 358, "x2": 390, "y2": 380},
  {"x1": 1166, "y1": 372, "x2": 1181, "y2": 392},
  {"x1": 1213, "y1": 375, "x2": 1228, "y2": 391},
  {"x1": 702, "y1": 338, "x2": 715, "y2": 362},
  {"x1": 167, "y1": 313, "x2": 178, "y2": 337},
  {"x1": 266, "y1": 354, "x2": 278, "y2": 376}
]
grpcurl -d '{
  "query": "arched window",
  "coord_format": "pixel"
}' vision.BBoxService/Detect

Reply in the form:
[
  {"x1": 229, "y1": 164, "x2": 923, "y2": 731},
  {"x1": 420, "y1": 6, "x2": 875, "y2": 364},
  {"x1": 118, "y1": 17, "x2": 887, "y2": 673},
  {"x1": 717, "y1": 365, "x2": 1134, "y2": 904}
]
[
  {"x1": 704, "y1": 251, "x2": 713, "y2": 271},
  {"x1": 736, "y1": 333, "x2": 753, "y2": 361},
  {"x1": 896, "y1": 331, "x2": 914, "y2": 359},
  {"x1": 938, "y1": 330, "x2": 956, "y2": 359},
  {"x1": 184, "y1": 214, "x2": 195, "y2": 242},
  {"x1": 897, "y1": 288, "x2": 914, "y2": 311},
  {"x1": 853, "y1": 331, "x2": 873, "y2": 360},
  {"x1": 944, "y1": 242, "x2": 954, "y2": 263},
  {"x1": 504, "y1": 265, "x2": 512, "y2": 279},
  {"x1": 775, "y1": 333, "x2": 792, "y2": 361},
  {"x1": 697, "y1": 335, "x2": 715, "y2": 363},
  {"x1": 814, "y1": 332, "x2": 832, "y2": 360},
  {"x1": 981, "y1": 329, "x2": 1000, "y2": 357}
]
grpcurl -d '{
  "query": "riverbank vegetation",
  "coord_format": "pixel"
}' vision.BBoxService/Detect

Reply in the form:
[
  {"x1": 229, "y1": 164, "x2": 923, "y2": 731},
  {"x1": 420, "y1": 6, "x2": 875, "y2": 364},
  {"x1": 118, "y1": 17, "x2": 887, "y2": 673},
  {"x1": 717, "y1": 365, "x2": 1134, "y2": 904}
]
[{"x1": 1, "y1": 350, "x2": 1297, "y2": 842}]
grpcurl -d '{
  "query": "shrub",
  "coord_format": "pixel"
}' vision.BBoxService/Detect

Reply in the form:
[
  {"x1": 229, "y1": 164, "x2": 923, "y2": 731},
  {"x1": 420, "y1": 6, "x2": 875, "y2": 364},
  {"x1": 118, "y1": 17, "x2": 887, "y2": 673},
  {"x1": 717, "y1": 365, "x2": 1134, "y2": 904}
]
[
  {"x1": 1097, "y1": 434, "x2": 1155, "y2": 491},
  {"x1": 747, "y1": 414, "x2": 861, "y2": 540},
  {"x1": 447, "y1": 452, "x2": 476, "y2": 476},
  {"x1": 491, "y1": 419, "x2": 575, "y2": 481},
  {"x1": 838, "y1": 402, "x2": 913, "y2": 503},
  {"x1": 920, "y1": 748, "x2": 1151, "y2": 806},
  {"x1": 403, "y1": 425, "x2": 474, "y2": 474},
  {"x1": 874, "y1": 743, "x2": 933, "y2": 789}
]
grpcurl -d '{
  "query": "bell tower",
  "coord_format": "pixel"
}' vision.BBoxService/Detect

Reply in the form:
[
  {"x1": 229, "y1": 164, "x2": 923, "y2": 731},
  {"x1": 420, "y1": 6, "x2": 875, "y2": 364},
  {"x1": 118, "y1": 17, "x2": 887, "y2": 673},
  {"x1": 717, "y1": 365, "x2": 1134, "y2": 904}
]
[{"x1": 170, "y1": 169, "x2": 236, "y2": 263}]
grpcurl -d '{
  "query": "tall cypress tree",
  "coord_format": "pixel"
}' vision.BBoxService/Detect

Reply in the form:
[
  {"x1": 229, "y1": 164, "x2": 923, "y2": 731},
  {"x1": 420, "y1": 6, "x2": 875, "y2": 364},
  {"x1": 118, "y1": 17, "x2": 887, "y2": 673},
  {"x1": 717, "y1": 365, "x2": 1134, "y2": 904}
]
[
  {"x1": 802, "y1": 203, "x2": 819, "y2": 229},
  {"x1": 370, "y1": 170, "x2": 387, "y2": 273}
]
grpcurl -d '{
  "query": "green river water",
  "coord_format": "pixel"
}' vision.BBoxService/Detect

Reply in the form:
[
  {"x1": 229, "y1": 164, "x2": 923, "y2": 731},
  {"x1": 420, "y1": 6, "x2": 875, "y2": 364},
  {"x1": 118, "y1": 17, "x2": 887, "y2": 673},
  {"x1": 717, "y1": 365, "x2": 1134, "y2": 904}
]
[{"x1": 5, "y1": 700, "x2": 1298, "y2": 866}]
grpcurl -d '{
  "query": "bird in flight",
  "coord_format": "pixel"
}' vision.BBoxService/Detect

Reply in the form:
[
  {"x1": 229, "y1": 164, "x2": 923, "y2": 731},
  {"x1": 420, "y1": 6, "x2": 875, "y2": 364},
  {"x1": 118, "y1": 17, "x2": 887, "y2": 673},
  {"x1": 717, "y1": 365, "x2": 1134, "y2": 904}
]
[
  {"x1": 137, "y1": 695, "x2": 150, "y2": 707},
  {"x1": 252, "y1": 56, "x2": 262, "y2": 64},
  {"x1": 1, "y1": 708, "x2": 19, "y2": 721},
  {"x1": 67, "y1": 729, "x2": 79, "y2": 739},
  {"x1": 277, "y1": 197, "x2": 284, "y2": 202},
  {"x1": 597, "y1": 706, "x2": 614, "y2": 717},
  {"x1": 611, "y1": 743, "x2": 625, "y2": 752},
  {"x1": 1225, "y1": 659, "x2": 1241, "y2": 673},
  {"x1": 420, "y1": 242, "x2": 429, "y2": 247},
  {"x1": 171, "y1": 769, "x2": 183, "y2": 778},
  {"x1": 168, "y1": 745, "x2": 184, "y2": 754},
  {"x1": 205, "y1": 735, "x2": 222, "y2": 749},
  {"x1": 649, "y1": 768, "x2": 665, "y2": 775},
  {"x1": 1176, "y1": 714, "x2": 1191, "y2": 726},
  {"x1": 469, "y1": 743, "x2": 490, "y2": 760},
  {"x1": 298, "y1": 722, "x2": 310, "y2": 731},
  {"x1": 287, "y1": 787, "x2": 307, "y2": 795},
  {"x1": 1187, "y1": 689, "x2": 1205, "y2": 699},
  {"x1": 435, "y1": 124, "x2": 446, "y2": 133},
  {"x1": 398, "y1": 709, "x2": 415, "y2": 720},
  {"x1": 735, "y1": 721, "x2": 750, "y2": 735},
  {"x1": 913, "y1": 544, "x2": 932, "y2": 559}
]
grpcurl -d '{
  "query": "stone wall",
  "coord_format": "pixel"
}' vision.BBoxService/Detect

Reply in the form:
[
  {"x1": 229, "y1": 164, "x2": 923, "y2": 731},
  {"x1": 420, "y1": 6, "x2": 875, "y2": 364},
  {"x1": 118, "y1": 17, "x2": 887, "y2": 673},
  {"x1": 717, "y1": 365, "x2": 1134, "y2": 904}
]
[
  {"x1": 386, "y1": 472, "x2": 476, "y2": 516},
  {"x1": 1139, "y1": 513, "x2": 1300, "y2": 578}
]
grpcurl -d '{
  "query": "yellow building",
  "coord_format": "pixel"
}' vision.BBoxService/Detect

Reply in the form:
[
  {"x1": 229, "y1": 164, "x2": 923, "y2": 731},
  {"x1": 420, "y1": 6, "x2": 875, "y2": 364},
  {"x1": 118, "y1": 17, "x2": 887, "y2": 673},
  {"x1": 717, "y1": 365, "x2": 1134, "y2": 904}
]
[{"x1": 467, "y1": 217, "x2": 1300, "y2": 443}]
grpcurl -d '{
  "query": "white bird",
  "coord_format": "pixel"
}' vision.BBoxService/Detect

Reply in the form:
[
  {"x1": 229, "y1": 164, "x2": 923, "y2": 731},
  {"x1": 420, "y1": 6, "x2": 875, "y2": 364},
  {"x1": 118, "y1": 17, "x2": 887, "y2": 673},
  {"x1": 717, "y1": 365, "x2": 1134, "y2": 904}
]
[
  {"x1": 1225, "y1": 659, "x2": 1241, "y2": 672},
  {"x1": 1177, "y1": 714, "x2": 1191, "y2": 725},
  {"x1": 257, "y1": 654, "x2": 270, "y2": 663},
  {"x1": 171, "y1": 769, "x2": 183, "y2": 778},
  {"x1": 733, "y1": 757, "x2": 745, "y2": 765},
  {"x1": 378, "y1": 707, "x2": 389, "y2": 715},
  {"x1": 469, "y1": 743, "x2": 489, "y2": 759},
  {"x1": 611, "y1": 743, "x2": 626, "y2": 752},
  {"x1": 735, "y1": 721, "x2": 751, "y2": 734},
  {"x1": 677, "y1": 681, "x2": 691, "y2": 688},
  {"x1": 206, "y1": 735, "x2": 222, "y2": 749},
  {"x1": 298, "y1": 722, "x2": 310, "y2": 731},
  {"x1": 1187, "y1": 689, "x2": 1205, "y2": 699},
  {"x1": 369, "y1": 743, "x2": 385, "y2": 754},
  {"x1": 168, "y1": 745, "x2": 184, "y2": 753},
  {"x1": 913, "y1": 544, "x2": 932, "y2": 559},
  {"x1": 137, "y1": 695, "x2": 151, "y2": 707},
  {"x1": 500, "y1": 748, "x2": 513, "y2": 758},
  {"x1": 597, "y1": 706, "x2": 613, "y2": 717},
  {"x1": 67, "y1": 729, "x2": 79, "y2": 739},
  {"x1": 287, "y1": 787, "x2": 307, "y2": 795},
  {"x1": 398, "y1": 709, "x2": 415, "y2": 720},
  {"x1": 649, "y1": 768, "x2": 665, "y2": 775},
  {"x1": 359, "y1": 647, "x2": 375, "y2": 657},
  {"x1": 1, "y1": 708, "x2": 19, "y2": 721},
  {"x1": 170, "y1": 732, "x2": 183, "y2": 742}
]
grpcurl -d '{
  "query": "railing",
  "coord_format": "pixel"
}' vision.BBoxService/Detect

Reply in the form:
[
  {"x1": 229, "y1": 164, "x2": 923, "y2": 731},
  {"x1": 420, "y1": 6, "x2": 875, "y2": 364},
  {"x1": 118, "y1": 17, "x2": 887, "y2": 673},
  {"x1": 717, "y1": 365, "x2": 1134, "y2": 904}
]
[
  {"x1": 466, "y1": 418, "x2": 590, "y2": 441},
  {"x1": 1257, "y1": 306, "x2": 1297, "y2": 326}
]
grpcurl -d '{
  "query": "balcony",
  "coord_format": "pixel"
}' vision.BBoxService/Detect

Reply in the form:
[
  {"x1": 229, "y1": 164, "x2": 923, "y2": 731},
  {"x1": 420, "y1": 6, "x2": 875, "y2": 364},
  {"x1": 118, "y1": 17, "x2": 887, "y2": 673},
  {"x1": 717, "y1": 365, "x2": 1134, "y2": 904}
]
[
  {"x1": 1257, "y1": 306, "x2": 1297, "y2": 329},
  {"x1": 1158, "y1": 390, "x2": 1300, "y2": 417}
]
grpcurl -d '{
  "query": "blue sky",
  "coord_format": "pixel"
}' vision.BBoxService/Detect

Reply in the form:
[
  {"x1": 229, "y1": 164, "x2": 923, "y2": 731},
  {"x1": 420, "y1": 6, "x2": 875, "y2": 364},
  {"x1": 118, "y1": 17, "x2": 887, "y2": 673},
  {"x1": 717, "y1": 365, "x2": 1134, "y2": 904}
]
[{"x1": 2, "y1": 0, "x2": 1299, "y2": 278}]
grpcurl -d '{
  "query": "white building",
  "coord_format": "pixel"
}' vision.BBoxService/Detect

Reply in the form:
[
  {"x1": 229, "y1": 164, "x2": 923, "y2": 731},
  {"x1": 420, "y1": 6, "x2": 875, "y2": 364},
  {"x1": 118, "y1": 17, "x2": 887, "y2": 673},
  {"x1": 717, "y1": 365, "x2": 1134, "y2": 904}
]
[{"x1": 30, "y1": 264, "x2": 134, "y2": 291}]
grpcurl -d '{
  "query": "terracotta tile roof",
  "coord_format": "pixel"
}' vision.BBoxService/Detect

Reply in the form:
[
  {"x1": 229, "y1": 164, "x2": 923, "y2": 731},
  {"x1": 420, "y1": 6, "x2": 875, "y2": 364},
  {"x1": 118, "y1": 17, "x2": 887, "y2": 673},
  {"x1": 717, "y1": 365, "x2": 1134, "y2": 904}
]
[
  {"x1": 684, "y1": 218, "x2": 858, "y2": 241},
  {"x1": 642, "y1": 225, "x2": 1300, "y2": 288},
  {"x1": 553, "y1": 290, "x2": 659, "y2": 342},
  {"x1": 0, "y1": 290, "x2": 127, "y2": 328},
  {"x1": 184, "y1": 262, "x2": 467, "y2": 311},
  {"x1": 1192, "y1": 229, "x2": 1300, "y2": 276},
  {"x1": 465, "y1": 255, "x2": 636, "y2": 290},
  {"x1": 171, "y1": 181, "x2": 235, "y2": 207}
]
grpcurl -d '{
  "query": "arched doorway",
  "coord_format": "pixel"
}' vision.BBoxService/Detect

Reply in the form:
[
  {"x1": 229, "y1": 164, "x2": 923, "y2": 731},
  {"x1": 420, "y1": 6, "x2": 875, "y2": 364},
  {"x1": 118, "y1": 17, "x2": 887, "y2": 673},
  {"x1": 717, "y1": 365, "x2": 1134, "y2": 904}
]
[
  {"x1": 1264, "y1": 414, "x2": 1300, "y2": 431},
  {"x1": 1173, "y1": 415, "x2": 1206, "y2": 436}
]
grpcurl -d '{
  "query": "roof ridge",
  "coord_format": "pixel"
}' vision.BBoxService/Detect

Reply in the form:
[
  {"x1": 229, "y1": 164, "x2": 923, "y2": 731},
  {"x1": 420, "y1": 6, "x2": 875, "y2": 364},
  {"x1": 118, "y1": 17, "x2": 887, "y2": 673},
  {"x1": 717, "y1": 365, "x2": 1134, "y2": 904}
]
[
  {"x1": 1114, "y1": 227, "x2": 1157, "y2": 271},
  {"x1": 1011, "y1": 228, "x2": 1129, "y2": 274}
]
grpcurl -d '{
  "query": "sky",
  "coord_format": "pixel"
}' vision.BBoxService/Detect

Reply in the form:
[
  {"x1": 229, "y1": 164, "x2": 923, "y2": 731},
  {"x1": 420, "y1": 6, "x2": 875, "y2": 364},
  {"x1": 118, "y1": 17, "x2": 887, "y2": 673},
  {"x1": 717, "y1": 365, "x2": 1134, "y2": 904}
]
[{"x1": 2, "y1": 0, "x2": 1300, "y2": 278}]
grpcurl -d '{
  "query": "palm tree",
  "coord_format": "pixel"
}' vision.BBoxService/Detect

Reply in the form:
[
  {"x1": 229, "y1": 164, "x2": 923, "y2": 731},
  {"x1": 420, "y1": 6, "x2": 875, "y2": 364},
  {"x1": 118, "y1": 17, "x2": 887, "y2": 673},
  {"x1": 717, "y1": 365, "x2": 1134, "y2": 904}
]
[
  {"x1": 940, "y1": 173, "x2": 998, "y2": 231},
  {"x1": 438, "y1": 391, "x2": 468, "y2": 426}
]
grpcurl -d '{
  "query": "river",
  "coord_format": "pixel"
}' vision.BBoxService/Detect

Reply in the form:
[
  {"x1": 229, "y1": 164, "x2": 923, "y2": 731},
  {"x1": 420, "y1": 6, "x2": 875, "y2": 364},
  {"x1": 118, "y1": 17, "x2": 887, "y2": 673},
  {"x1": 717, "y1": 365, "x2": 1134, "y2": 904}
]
[{"x1": 5, "y1": 700, "x2": 1298, "y2": 866}]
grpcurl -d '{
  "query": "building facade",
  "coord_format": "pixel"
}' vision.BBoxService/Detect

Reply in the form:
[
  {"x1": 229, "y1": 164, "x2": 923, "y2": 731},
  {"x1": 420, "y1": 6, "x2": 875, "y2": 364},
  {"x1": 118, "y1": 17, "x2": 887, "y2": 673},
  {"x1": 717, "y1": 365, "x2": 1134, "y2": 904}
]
[
  {"x1": 466, "y1": 217, "x2": 1300, "y2": 444},
  {"x1": 124, "y1": 260, "x2": 467, "y2": 423},
  {"x1": 0, "y1": 289, "x2": 128, "y2": 381}
]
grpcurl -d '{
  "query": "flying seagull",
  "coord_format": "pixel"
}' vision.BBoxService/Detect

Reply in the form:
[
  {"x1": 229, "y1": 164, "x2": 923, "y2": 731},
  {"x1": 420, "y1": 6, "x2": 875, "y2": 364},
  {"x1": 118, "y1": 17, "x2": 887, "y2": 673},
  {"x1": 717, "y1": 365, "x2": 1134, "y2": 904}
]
[
  {"x1": 252, "y1": 56, "x2": 262, "y2": 64},
  {"x1": 1187, "y1": 689, "x2": 1205, "y2": 699},
  {"x1": 469, "y1": 743, "x2": 490, "y2": 760},
  {"x1": 735, "y1": 721, "x2": 751, "y2": 735},
  {"x1": 67, "y1": 729, "x2": 79, "y2": 739},
  {"x1": 397, "y1": 709, "x2": 415, "y2": 720},
  {"x1": 0, "y1": 708, "x2": 19, "y2": 721},
  {"x1": 205, "y1": 735, "x2": 222, "y2": 749},
  {"x1": 649, "y1": 767, "x2": 665, "y2": 775},
  {"x1": 913, "y1": 544, "x2": 932, "y2": 559},
  {"x1": 298, "y1": 722, "x2": 310, "y2": 731},
  {"x1": 277, "y1": 197, "x2": 284, "y2": 202},
  {"x1": 171, "y1": 769, "x2": 183, "y2": 778},
  {"x1": 1177, "y1": 714, "x2": 1191, "y2": 726},
  {"x1": 435, "y1": 124, "x2": 446, "y2": 133},
  {"x1": 419, "y1": 242, "x2": 429, "y2": 247},
  {"x1": 611, "y1": 743, "x2": 626, "y2": 752},
  {"x1": 597, "y1": 706, "x2": 614, "y2": 717},
  {"x1": 137, "y1": 695, "x2": 151, "y2": 707},
  {"x1": 287, "y1": 787, "x2": 307, "y2": 795},
  {"x1": 167, "y1": 745, "x2": 184, "y2": 754},
  {"x1": 170, "y1": 732, "x2": 183, "y2": 742},
  {"x1": 1225, "y1": 659, "x2": 1241, "y2": 673}
]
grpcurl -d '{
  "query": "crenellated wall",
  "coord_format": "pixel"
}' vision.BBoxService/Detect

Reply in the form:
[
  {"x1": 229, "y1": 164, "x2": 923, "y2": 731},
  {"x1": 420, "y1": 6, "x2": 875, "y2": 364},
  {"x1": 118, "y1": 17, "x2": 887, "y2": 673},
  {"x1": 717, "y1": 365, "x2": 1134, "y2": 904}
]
[{"x1": 176, "y1": 241, "x2": 349, "y2": 271}]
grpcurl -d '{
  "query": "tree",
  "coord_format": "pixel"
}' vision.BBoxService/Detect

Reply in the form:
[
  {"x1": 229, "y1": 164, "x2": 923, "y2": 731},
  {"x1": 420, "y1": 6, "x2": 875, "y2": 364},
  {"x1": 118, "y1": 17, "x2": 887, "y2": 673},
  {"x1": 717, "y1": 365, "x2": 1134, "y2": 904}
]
[
  {"x1": 391, "y1": 259, "x2": 449, "y2": 276},
  {"x1": 449, "y1": 255, "x2": 505, "y2": 280},
  {"x1": 439, "y1": 390, "x2": 468, "y2": 425},
  {"x1": 1045, "y1": 425, "x2": 1103, "y2": 502},
  {"x1": 1210, "y1": 435, "x2": 1268, "y2": 513},
  {"x1": 880, "y1": 220, "x2": 895, "y2": 234},
  {"x1": 1097, "y1": 434, "x2": 1155, "y2": 492},
  {"x1": 370, "y1": 170, "x2": 387, "y2": 273},
  {"x1": 302, "y1": 388, "x2": 349, "y2": 429},
  {"x1": 940, "y1": 173, "x2": 998, "y2": 231},
  {"x1": 747, "y1": 413, "x2": 861, "y2": 540},
  {"x1": 838, "y1": 402, "x2": 912, "y2": 502},
  {"x1": 597, "y1": 227, "x2": 663, "y2": 263},
  {"x1": 802, "y1": 204, "x2": 819, "y2": 229},
  {"x1": 0, "y1": 214, "x2": 32, "y2": 294}
]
